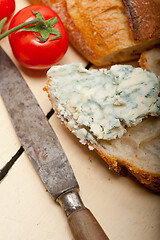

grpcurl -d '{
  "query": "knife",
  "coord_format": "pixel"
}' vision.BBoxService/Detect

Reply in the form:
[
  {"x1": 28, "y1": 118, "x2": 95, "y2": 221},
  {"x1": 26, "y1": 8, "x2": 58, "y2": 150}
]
[{"x1": 0, "y1": 47, "x2": 110, "y2": 240}]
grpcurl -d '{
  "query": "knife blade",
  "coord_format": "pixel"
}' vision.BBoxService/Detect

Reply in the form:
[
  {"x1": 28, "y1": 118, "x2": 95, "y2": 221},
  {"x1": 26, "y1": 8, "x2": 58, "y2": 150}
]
[{"x1": 0, "y1": 47, "x2": 109, "y2": 240}]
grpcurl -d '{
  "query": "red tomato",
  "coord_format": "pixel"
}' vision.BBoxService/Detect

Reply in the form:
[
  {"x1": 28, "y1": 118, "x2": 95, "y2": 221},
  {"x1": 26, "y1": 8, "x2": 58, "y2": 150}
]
[
  {"x1": 0, "y1": 0, "x2": 15, "y2": 27},
  {"x1": 9, "y1": 5, "x2": 69, "y2": 70}
]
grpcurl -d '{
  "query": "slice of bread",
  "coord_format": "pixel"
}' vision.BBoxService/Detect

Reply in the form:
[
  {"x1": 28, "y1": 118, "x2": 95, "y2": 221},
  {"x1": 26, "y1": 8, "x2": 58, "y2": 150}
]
[
  {"x1": 29, "y1": 0, "x2": 160, "y2": 66},
  {"x1": 44, "y1": 63, "x2": 160, "y2": 192},
  {"x1": 139, "y1": 46, "x2": 160, "y2": 77}
]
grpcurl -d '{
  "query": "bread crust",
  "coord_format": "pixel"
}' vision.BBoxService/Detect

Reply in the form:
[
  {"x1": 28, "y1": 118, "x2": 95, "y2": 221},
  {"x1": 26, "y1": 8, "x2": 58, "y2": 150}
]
[
  {"x1": 92, "y1": 143, "x2": 160, "y2": 193},
  {"x1": 139, "y1": 46, "x2": 160, "y2": 77},
  {"x1": 122, "y1": 0, "x2": 160, "y2": 40},
  {"x1": 64, "y1": 119, "x2": 160, "y2": 193},
  {"x1": 29, "y1": 0, "x2": 160, "y2": 66}
]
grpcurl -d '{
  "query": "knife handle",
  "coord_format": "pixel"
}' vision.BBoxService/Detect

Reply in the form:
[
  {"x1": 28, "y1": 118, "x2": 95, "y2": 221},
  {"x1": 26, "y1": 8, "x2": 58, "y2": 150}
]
[
  {"x1": 68, "y1": 206, "x2": 110, "y2": 240},
  {"x1": 57, "y1": 190, "x2": 110, "y2": 240}
]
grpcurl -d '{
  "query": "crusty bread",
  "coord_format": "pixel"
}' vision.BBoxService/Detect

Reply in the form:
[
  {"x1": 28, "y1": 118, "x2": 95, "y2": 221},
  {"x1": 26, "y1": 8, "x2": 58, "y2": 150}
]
[
  {"x1": 44, "y1": 63, "x2": 160, "y2": 192},
  {"x1": 30, "y1": 0, "x2": 160, "y2": 66},
  {"x1": 95, "y1": 117, "x2": 160, "y2": 192},
  {"x1": 139, "y1": 46, "x2": 160, "y2": 77}
]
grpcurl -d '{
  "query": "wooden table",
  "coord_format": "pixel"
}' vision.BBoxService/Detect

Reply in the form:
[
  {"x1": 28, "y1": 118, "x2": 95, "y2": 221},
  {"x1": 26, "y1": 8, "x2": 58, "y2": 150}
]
[{"x1": 0, "y1": 1, "x2": 160, "y2": 239}]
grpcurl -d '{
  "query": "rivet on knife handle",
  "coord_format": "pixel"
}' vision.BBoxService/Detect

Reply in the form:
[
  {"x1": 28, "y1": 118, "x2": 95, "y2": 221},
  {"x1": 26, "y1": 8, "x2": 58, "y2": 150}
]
[{"x1": 57, "y1": 190, "x2": 110, "y2": 240}]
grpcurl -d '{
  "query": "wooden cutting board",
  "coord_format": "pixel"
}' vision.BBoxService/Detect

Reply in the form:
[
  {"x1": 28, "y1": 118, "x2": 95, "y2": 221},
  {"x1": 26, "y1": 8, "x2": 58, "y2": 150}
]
[{"x1": 0, "y1": 1, "x2": 160, "y2": 239}]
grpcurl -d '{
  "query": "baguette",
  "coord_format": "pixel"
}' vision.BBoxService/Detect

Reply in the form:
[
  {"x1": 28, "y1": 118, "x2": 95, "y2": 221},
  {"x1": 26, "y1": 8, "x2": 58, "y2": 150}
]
[
  {"x1": 29, "y1": 0, "x2": 160, "y2": 66},
  {"x1": 139, "y1": 46, "x2": 160, "y2": 77},
  {"x1": 44, "y1": 63, "x2": 160, "y2": 192}
]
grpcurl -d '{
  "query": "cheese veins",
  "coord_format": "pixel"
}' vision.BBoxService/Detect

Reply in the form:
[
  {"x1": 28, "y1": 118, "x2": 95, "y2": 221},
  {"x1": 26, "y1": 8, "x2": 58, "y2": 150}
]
[{"x1": 47, "y1": 63, "x2": 160, "y2": 144}]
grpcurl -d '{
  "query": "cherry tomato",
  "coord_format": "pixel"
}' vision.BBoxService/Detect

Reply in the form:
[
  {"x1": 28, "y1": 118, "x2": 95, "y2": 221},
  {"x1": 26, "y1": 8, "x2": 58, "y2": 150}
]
[
  {"x1": 0, "y1": 0, "x2": 15, "y2": 29},
  {"x1": 0, "y1": 0, "x2": 15, "y2": 21},
  {"x1": 9, "y1": 5, "x2": 69, "y2": 70}
]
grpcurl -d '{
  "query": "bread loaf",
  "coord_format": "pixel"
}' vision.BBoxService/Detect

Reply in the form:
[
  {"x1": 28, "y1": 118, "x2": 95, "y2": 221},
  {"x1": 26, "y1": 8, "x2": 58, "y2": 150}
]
[
  {"x1": 139, "y1": 46, "x2": 160, "y2": 77},
  {"x1": 29, "y1": 0, "x2": 160, "y2": 66},
  {"x1": 44, "y1": 63, "x2": 160, "y2": 192}
]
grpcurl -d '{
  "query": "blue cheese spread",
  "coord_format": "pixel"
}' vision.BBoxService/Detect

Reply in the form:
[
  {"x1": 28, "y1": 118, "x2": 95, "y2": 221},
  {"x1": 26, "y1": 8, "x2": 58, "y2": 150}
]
[{"x1": 47, "y1": 63, "x2": 160, "y2": 143}]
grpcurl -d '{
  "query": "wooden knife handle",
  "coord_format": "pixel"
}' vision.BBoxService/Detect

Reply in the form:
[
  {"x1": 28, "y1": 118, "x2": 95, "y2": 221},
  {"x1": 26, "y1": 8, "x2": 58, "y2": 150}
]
[
  {"x1": 68, "y1": 207, "x2": 110, "y2": 240},
  {"x1": 57, "y1": 190, "x2": 110, "y2": 240}
]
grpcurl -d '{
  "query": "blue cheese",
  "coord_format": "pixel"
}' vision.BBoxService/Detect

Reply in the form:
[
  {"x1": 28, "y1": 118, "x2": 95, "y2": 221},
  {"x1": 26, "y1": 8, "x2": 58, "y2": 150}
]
[{"x1": 47, "y1": 63, "x2": 160, "y2": 143}]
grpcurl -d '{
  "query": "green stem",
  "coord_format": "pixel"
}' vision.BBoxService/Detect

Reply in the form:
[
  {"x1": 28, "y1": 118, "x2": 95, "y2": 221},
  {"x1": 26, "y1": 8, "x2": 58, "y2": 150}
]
[
  {"x1": 0, "y1": 17, "x2": 7, "y2": 33},
  {"x1": 0, "y1": 18, "x2": 41, "y2": 40}
]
